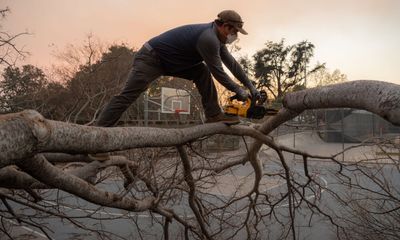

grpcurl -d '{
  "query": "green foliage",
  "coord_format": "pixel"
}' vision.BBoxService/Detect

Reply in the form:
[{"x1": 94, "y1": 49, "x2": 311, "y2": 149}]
[
  {"x1": 0, "y1": 65, "x2": 47, "y2": 112},
  {"x1": 238, "y1": 56, "x2": 252, "y2": 76},
  {"x1": 241, "y1": 39, "x2": 325, "y2": 101},
  {"x1": 0, "y1": 64, "x2": 70, "y2": 119},
  {"x1": 308, "y1": 67, "x2": 348, "y2": 87},
  {"x1": 63, "y1": 44, "x2": 136, "y2": 123},
  {"x1": 39, "y1": 81, "x2": 69, "y2": 120},
  {"x1": 0, "y1": 44, "x2": 137, "y2": 122}
]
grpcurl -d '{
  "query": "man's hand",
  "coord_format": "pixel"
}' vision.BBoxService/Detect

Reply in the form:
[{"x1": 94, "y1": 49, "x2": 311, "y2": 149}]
[
  {"x1": 250, "y1": 87, "x2": 261, "y2": 100},
  {"x1": 234, "y1": 87, "x2": 250, "y2": 101}
]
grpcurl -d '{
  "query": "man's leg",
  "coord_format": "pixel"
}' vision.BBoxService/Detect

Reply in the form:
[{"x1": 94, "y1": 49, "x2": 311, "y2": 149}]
[
  {"x1": 174, "y1": 63, "x2": 239, "y2": 124},
  {"x1": 90, "y1": 46, "x2": 163, "y2": 161},
  {"x1": 96, "y1": 46, "x2": 163, "y2": 127},
  {"x1": 174, "y1": 63, "x2": 220, "y2": 118}
]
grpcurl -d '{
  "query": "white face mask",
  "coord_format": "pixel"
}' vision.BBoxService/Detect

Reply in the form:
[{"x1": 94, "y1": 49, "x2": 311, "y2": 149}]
[{"x1": 226, "y1": 33, "x2": 238, "y2": 44}]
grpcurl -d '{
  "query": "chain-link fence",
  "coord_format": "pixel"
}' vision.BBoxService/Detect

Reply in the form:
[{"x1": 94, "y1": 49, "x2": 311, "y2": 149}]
[
  {"x1": 269, "y1": 109, "x2": 400, "y2": 162},
  {"x1": 281, "y1": 109, "x2": 400, "y2": 142}
]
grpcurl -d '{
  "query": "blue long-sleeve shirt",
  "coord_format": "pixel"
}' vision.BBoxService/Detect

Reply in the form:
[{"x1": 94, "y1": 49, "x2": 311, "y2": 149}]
[{"x1": 148, "y1": 22, "x2": 253, "y2": 93}]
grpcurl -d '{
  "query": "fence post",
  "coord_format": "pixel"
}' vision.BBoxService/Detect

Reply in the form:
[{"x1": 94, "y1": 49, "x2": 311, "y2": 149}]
[{"x1": 341, "y1": 109, "x2": 345, "y2": 161}]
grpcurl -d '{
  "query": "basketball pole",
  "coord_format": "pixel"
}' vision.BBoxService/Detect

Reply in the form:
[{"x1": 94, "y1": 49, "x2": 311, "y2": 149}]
[{"x1": 144, "y1": 91, "x2": 148, "y2": 127}]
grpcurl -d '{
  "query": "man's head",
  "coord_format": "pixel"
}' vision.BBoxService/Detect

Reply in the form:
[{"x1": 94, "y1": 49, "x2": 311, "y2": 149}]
[{"x1": 215, "y1": 10, "x2": 248, "y2": 44}]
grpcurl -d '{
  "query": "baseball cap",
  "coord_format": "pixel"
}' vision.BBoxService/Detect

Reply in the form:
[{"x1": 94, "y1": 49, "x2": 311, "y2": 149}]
[{"x1": 217, "y1": 10, "x2": 248, "y2": 35}]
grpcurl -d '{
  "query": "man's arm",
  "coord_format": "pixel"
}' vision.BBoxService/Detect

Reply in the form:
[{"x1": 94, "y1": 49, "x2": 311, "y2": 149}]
[
  {"x1": 220, "y1": 45, "x2": 254, "y2": 90},
  {"x1": 196, "y1": 31, "x2": 241, "y2": 93},
  {"x1": 220, "y1": 46, "x2": 260, "y2": 99}
]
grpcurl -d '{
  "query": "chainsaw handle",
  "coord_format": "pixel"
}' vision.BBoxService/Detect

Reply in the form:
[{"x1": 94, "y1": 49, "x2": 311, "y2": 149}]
[
  {"x1": 229, "y1": 94, "x2": 251, "y2": 103},
  {"x1": 229, "y1": 94, "x2": 240, "y2": 101}
]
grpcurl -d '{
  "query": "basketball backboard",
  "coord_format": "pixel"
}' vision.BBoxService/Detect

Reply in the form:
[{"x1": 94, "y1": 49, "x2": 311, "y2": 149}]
[{"x1": 161, "y1": 87, "x2": 190, "y2": 114}]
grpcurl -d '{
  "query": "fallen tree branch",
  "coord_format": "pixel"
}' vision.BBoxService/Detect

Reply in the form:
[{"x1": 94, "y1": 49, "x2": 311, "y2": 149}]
[{"x1": 16, "y1": 154, "x2": 156, "y2": 212}]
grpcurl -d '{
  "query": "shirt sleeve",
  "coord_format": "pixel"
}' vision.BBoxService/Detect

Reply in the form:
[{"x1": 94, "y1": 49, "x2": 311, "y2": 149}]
[
  {"x1": 196, "y1": 31, "x2": 241, "y2": 93},
  {"x1": 220, "y1": 45, "x2": 254, "y2": 90}
]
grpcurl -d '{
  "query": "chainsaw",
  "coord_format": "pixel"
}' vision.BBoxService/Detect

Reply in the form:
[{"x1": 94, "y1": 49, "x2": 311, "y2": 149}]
[{"x1": 223, "y1": 90, "x2": 278, "y2": 119}]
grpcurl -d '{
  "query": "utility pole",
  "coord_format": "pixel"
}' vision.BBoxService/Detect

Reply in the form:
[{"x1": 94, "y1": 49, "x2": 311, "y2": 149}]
[
  {"x1": 304, "y1": 51, "x2": 307, "y2": 88},
  {"x1": 144, "y1": 91, "x2": 148, "y2": 127}
]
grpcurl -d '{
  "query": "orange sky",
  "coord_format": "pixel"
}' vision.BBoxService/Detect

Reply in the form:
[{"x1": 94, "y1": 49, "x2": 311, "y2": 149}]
[{"x1": 3, "y1": 0, "x2": 400, "y2": 84}]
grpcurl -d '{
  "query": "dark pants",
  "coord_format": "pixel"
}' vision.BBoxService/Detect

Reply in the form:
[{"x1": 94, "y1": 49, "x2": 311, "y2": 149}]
[{"x1": 96, "y1": 44, "x2": 221, "y2": 127}]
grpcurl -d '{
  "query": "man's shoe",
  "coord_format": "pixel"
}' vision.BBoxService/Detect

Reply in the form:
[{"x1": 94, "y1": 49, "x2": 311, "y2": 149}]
[
  {"x1": 205, "y1": 113, "x2": 240, "y2": 125},
  {"x1": 88, "y1": 152, "x2": 110, "y2": 161}
]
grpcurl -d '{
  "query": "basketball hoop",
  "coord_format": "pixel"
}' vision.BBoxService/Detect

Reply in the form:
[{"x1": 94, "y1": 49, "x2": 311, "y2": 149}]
[
  {"x1": 174, "y1": 109, "x2": 187, "y2": 115},
  {"x1": 174, "y1": 109, "x2": 187, "y2": 124},
  {"x1": 161, "y1": 87, "x2": 190, "y2": 114}
]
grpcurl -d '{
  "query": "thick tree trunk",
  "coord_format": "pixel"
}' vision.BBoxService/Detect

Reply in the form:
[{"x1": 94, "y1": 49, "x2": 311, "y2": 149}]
[
  {"x1": 248, "y1": 80, "x2": 400, "y2": 166},
  {"x1": 0, "y1": 110, "x2": 260, "y2": 165},
  {"x1": 283, "y1": 80, "x2": 400, "y2": 125}
]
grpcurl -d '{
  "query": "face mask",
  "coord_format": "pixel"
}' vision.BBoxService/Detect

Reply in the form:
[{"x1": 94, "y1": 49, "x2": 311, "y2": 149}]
[{"x1": 226, "y1": 33, "x2": 238, "y2": 44}]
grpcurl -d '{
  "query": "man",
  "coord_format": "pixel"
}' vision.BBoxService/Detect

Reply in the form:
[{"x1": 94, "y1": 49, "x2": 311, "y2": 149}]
[{"x1": 96, "y1": 10, "x2": 259, "y2": 127}]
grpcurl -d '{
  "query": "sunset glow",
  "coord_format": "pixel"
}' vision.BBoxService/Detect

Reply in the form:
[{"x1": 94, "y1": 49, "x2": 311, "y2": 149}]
[{"x1": 3, "y1": 0, "x2": 400, "y2": 83}]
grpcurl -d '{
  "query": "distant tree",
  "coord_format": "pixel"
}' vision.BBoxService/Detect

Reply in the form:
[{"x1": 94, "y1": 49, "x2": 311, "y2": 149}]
[
  {"x1": 238, "y1": 55, "x2": 252, "y2": 76},
  {"x1": 51, "y1": 33, "x2": 105, "y2": 83},
  {"x1": 308, "y1": 67, "x2": 348, "y2": 87},
  {"x1": 0, "y1": 7, "x2": 29, "y2": 66},
  {"x1": 37, "y1": 81, "x2": 69, "y2": 120},
  {"x1": 53, "y1": 41, "x2": 136, "y2": 123},
  {"x1": 0, "y1": 65, "x2": 47, "y2": 113},
  {"x1": 242, "y1": 39, "x2": 325, "y2": 101},
  {"x1": 0, "y1": 64, "x2": 71, "y2": 120}
]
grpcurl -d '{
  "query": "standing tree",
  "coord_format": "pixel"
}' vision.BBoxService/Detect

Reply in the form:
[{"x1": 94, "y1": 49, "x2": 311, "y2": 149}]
[
  {"x1": 0, "y1": 64, "x2": 68, "y2": 120},
  {"x1": 243, "y1": 39, "x2": 325, "y2": 101},
  {"x1": 0, "y1": 64, "x2": 47, "y2": 113},
  {"x1": 308, "y1": 67, "x2": 348, "y2": 87},
  {"x1": 51, "y1": 40, "x2": 136, "y2": 124},
  {"x1": 63, "y1": 44, "x2": 135, "y2": 123},
  {"x1": 0, "y1": 7, "x2": 29, "y2": 67}
]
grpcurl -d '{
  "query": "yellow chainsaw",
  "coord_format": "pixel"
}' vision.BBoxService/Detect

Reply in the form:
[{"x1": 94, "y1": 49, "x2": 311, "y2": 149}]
[{"x1": 223, "y1": 90, "x2": 278, "y2": 119}]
